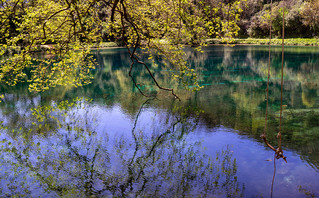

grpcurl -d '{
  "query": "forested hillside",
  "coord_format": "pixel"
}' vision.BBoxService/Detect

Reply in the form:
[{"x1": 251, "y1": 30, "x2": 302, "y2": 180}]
[{"x1": 239, "y1": 0, "x2": 319, "y2": 38}]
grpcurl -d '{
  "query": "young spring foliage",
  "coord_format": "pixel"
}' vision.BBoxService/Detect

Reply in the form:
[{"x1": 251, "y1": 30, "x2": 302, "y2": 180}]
[{"x1": 0, "y1": 0, "x2": 245, "y2": 95}]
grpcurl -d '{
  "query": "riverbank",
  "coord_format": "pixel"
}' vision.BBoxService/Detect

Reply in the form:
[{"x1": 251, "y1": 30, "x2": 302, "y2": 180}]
[
  {"x1": 97, "y1": 38, "x2": 319, "y2": 47},
  {"x1": 206, "y1": 38, "x2": 319, "y2": 46},
  {"x1": 2, "y1": 38, "x2": 319, "y2": 55},
  {"x1": 95, "y1": 38, "x2": 319, "y2": 48}
]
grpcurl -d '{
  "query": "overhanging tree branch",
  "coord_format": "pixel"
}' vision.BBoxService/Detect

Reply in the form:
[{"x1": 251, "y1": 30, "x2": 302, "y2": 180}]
[{"x1": 118, "y1": 1, "x2": 181, "y2": 100}]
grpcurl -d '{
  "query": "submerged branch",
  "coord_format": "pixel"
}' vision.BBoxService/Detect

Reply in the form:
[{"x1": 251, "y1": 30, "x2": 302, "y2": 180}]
[{"x1": 261, "y1": 134, "x2": 287, "y2": 162}]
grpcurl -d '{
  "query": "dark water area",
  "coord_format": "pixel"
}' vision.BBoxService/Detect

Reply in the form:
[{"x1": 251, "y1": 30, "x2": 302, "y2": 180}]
[{"x1": 0, "y1": 45, "x2": 319, "y2": 197}]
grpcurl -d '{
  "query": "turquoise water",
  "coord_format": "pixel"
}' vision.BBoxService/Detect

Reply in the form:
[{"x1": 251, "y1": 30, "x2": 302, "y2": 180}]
[{"x1": 0, "y1": 45, "x2": 319, "y2": 197}]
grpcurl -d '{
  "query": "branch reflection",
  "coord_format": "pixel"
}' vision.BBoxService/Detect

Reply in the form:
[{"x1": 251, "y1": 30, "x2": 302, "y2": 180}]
[{"x1": 0, "y1": 98, "x2": 243, "y2": 197}]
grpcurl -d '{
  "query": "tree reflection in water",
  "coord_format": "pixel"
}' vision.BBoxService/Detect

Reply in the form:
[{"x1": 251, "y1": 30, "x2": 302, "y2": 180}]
[{"x1": 0, "y1": 97, "x2": 244, "y2": 197}]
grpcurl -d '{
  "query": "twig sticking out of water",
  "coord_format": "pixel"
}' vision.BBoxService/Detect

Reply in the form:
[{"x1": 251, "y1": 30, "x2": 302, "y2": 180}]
[{"x1": 261, "y1": 0, "x2": 287, "y2": 163}]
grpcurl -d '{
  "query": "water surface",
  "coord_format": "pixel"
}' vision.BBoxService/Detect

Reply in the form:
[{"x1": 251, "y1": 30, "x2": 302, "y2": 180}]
[{"x1": 1, "y1": 45, "x2": 319, "y2": 197}]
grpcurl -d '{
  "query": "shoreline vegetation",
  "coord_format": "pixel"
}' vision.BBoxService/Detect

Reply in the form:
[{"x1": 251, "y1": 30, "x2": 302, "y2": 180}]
[
  {"x1": 205, "y1": 38, "x2": 319, "y2": 46},
  {"x1": 93, "y1": 38, "x2": 319, "y2": 48},
  {"x1": 1, "y1": 38, "x2": 319, "y2": 55},
  {"x1": 92, "y1": 38, "x2": 319, "y2": 48}
]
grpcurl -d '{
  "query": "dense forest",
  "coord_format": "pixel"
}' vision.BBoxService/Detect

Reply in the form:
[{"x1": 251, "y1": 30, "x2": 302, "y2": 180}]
[{"x1": 239, "y1": 0, "x2": 319, "y2": 38}]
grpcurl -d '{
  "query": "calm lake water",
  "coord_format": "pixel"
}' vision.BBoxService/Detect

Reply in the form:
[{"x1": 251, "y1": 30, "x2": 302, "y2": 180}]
[{"x1": 1, "y1": 45, "x2": 319, "y2": 197}]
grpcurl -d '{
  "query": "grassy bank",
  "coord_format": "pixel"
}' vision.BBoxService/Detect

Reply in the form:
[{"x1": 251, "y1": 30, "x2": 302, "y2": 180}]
[
  {"x1": 2, "y1": 39, "x2": 318, "y2": 56},
  {"x1": 0, "y1": 42, "x2": 120, "y2": 55},
  {"x1": 206, "y1": 38, "x2": 319, "y2": 46},
  {"x1": 96, "y1": 39, "x2": 319, "y2": 48},
  {"x1": 92, "y1": 42, "x2": 119, "y2": 48}
]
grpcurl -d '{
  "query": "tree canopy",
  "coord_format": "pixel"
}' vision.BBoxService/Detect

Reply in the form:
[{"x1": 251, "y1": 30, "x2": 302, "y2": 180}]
[{"x1": 0, "y1": 0, "x2": 245, "y2": 97}]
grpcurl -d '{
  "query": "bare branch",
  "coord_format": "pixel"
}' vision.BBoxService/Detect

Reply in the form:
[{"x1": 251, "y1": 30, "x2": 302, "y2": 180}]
[
  {"x1": 111, "y1": 0, "x2": 120, "y2": 22},
  {"x1": 118, "y1": 1, "x2": 180, "y2": 100},
  {"x1": 42, "y1": 6, "x2": 70, "y2": 39}
]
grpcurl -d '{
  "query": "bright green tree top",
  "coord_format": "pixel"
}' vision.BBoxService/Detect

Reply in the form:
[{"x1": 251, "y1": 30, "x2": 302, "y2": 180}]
[{"x1": 0, "y1": 0, "x2": 245, "y2": 97}]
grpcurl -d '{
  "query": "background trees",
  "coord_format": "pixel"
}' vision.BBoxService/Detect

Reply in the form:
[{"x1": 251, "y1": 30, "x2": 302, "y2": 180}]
[
  {"x1": 301, "y1": 0, "x2": 319, "y2": 36},
  {"x1": 242, "y1": 0, "x2": 319, "y2": 38}
]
